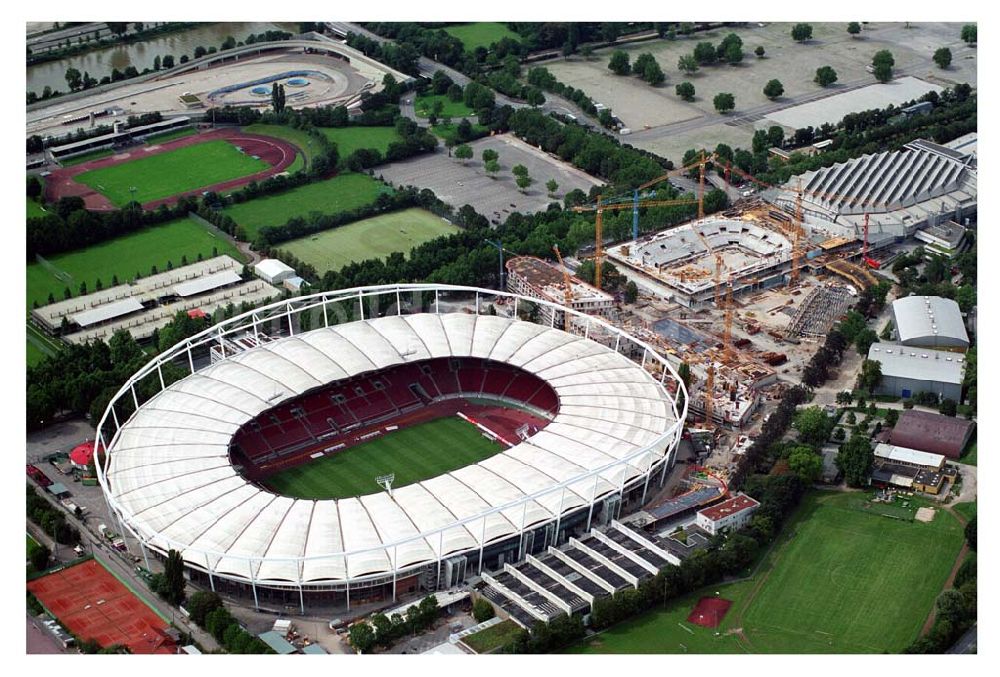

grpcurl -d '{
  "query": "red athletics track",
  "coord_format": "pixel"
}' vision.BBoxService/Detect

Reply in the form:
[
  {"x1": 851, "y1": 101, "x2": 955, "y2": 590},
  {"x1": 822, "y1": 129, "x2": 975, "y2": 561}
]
[
  {"x1": 27, "y1": 559, "x2": 176, "y2": 654},
  {"x1": 44, "y1": 127, "x2": 298, "y2": 212}
]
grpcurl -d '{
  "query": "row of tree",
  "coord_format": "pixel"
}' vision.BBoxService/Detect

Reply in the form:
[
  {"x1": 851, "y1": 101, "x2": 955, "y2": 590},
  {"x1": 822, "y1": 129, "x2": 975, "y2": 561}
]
[
  {"x1": 185, "y1": 590, "x2": 274, "y2": 653},
  {"x1": 347, "y1": 595, "x2": 439, "y2": 653},
  {"x1": 26, "y1": 485, "x2": 81, "y2": 545}
]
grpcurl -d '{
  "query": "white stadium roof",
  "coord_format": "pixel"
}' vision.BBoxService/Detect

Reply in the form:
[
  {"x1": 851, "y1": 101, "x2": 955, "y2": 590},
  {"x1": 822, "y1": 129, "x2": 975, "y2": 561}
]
[{"x1": 104, "y1": 312, "x2": 677, "y2": 586}]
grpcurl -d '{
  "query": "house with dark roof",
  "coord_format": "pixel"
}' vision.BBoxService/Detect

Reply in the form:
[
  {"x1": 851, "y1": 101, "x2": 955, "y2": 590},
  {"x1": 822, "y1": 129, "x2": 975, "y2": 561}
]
[{"x1": 888, "y1": 410, "x2": 975, "y2": 459}]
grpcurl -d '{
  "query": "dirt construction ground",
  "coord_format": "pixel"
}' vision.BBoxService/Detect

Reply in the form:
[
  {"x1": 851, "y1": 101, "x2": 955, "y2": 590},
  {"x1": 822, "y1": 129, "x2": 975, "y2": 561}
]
[{"x1": 544, "y1": 22, "x2": 976, "y2": 165}]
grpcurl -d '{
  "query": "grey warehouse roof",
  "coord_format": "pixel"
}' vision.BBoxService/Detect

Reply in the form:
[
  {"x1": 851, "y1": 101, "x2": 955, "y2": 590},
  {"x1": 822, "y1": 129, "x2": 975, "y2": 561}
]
[
  {"x1": 892, "y1": 295, "x2": 969, "y2": 348},
  {"x1": 104, "y1": 313, "x2": 677, "y2": 585},
  {"x1": 867, "y1": 343, "x2": 965, "y2": 385},
  {"x1": 71, "y1": 297, "x2": 144, "y2": 327},
  {"x1": 173, "y1": 269, "x2": 242, "y2": 297}
]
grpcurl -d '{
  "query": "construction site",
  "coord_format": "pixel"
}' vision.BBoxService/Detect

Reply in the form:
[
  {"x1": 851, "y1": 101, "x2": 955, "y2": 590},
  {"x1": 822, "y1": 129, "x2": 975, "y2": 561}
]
[{"x1": 553, "y1": 138, "x2": 974, "y2": 486}]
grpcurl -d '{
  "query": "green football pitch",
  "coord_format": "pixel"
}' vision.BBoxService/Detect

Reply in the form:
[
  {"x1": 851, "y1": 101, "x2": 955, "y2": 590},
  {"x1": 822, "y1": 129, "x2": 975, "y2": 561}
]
[
  {"x1": 317, "y1": 126, "x2": 402, "y2": 157},
  {"x1": 26, "y1": 216, "x2": 244, "y2": 310},
  {"x1": 263, "y1": 417, "x2": 503, "y2": 500},
  {"x1": 571, "y1": 491, "x2": 964, "y2": 654},
  {"x1": 444, "y1": 22, "x2": 520, "y2": 51},
  {"x1": 75, "y1": 139, "x2": 269, "y2": 206},
  {"x1": 278, "y1": 207, "x2": 458, "y2": 273},
  {"x1": 221, "y1": 173, "x2": 389, "y2": 238}
]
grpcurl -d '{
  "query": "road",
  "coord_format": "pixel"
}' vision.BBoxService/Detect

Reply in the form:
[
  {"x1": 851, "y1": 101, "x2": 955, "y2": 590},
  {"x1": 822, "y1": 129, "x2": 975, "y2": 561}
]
[
  {"x1": 326, "y1": 21, "x2": 610, "y2": 136},
  {"x1": 28, "y1": 22, "x2": 108, "y2": 51},
  {"x1": 946, "y1": 623, "x2": 976, "y2": 654}
]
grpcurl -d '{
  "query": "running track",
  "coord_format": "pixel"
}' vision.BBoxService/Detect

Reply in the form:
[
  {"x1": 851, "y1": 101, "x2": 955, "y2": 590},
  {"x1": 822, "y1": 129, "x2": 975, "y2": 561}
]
[{"x1": 44, "y1": 127, "x2": 298, "y2": 212}]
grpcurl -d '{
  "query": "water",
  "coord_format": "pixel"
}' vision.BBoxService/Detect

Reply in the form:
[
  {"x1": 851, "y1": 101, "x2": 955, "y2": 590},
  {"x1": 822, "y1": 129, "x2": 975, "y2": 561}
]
[{"x1": 27, "y1": 22, "x2": 299, "y2": 95}]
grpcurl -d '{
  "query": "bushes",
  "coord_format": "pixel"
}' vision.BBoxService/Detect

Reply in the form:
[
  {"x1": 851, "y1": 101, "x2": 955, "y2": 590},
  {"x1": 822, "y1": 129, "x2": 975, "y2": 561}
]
[
  {"x1": 26, "y1": 485, "x2": 80, "y2": 545},
  {"x1": 187, "y1": 592, "x2": 272, "y2": 653},
  {"x1": 472, "y1": 597, "x2": 496, "y2": 623},
  {"x1": 348, "y1": 595, "x2": 439, "y2": 653}
]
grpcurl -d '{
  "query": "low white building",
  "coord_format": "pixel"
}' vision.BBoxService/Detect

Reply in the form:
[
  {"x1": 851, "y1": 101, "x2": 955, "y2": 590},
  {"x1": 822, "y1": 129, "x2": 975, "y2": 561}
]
[
  {"x1": 695, "y1": 494, "x2": 760, "y2": 535},
  {"x1": 255, "y1": 258, "x2": 295, "y2": 285}
]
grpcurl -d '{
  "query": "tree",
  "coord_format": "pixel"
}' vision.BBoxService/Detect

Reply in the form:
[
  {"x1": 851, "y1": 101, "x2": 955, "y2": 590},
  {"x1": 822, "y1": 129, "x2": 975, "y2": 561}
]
[
  {"x1": 453, "y1": 144, "x2": 473, "y2": 164},
  {"x1": 713, "y1": 92, "x2": 735, "y2": 114},
  {"x1": 484, "y1": 159, "x2": 500, "y2": 178},
  {"x1": 939, "y1": 398, "x2": 957, "y2": 417},
  {"x1": 472, "y1": 598, "x2": 495, "y2": 623},
  {"x1": 545, "y1": 179, "x2": 559, "y2": 196},
  {"x1": 723, "y1": 41, "x2": 744, "y2": 65},
  {"x1": 754, "y1": 45, "x2": 765, "y2": 58},
  {"x1": 30, "y1": 543, "x2": 50, "y2": 571},
  {"x1": 815, "y1": 65, "x2": 838, "y2": 87},
  {"x1": 693, "y1": 42, "x2": 717, "y2": 65},
  {"x1": 624, "y1": 280, "x2": 638, "y2": 303},
  {"x1": 836, "y1": 391, "x2": 854, "y2": 406},
  {"x1": 160, "y1": 549, "x2": 186, "y2": 606},
  {"x1": 481, "y1": 148, "x2": 498, "y2": 165},
  {"x1": 848, "y1": 22, "x2": 861, "y2": 37},
  {"x1": 677, "y1": 54, "x2": 699, "y2": 74},
  {"x1": 859, "y1": 359, "x2": 882, "y2": 394},
  {"x1": 580, "y1": 44, "x2": 594, "y2": 60},
  {"x1": 788, "y1": 446, "x2": 823, "y2": 483},
  {"x1": 763, "y1": 79, "x2": 784, "y2": 100},
  {"x1": 837, "y1": 434, "x2": 874, "y2": 487},
  {"x1": 854, "y1": 328, "x2": 878, "y2": 356},
  {"x1": 675, "y1": 81, "x2": 695, "y2": 100},
  {"x1": 794, "y1": 406, "x2": 832, "y2": 446},
  {"x1": 516, "y1": 172, "x2": 533, "y2": 193},
  {"x1": 961, "y1": 24, "x2": 977, "y2": 45},
  {"x1": 642, "y1": 60, "x2": 665, "y2": 86},
  {"x1": 965, "y1": 516, "x2": 976, "y2": 550},
  {"x1": 27, "y1": 176, "x2": 42, "y2": 199},
  {"x1": 162, "y1": 54, "x2": 175, "y2": 69},
  {"x1": 791, "y1": 23, "x2": 813, "y2": 42},
  {"x1": 270, "y1": 82, "x2": 286, "y2": 113},
  {"x1": 348, "y1": 622, "x2": 376, "y2": 653},
  {"x1": 64, "y1": 67, "x2": 82, "y2": 91},
  {"x1": 833, "y1": 427, "x2": 846, "y2": 442},
  {"x1": 153, "y1": 55, "x2": 161, "y2": 71},
  {"x1": 512, "y1": 164, "x2": 529, "y2": 179},
  {"x1": 933, "y1": 47, "x2": 952, "y2": 69},
  {"x1": 526, "y1": 87, "x2": 546, "y2": 107},
  {"x1": 185, "y1": 591, "x2": 223, "y2": 626},
  {"x1": 885, "y1": 409, "x2": 899, "y2": 427},
  {"x1": 107, "y1": 22, "x2": 129, "y2": 37},
  {"x1": 608, "y1": 50, "x2": 631, "y2": 75}
]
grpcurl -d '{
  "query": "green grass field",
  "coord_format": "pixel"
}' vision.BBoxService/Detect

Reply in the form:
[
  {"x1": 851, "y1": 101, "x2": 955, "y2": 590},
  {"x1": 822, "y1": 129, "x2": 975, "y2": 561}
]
[
  {"x1": 569, "y1": 581, "x2": 754, "y2": 654},
  {"x1": 278, "y1": 208, "x2": 458, "y2": 273},
  {"x1": 571, "y1": 491, "x2": 964, "y2": 655},
  {"x1": 26, "y1": 323, "x2": 62, "y2": 366},
  {"x1": 263, "y1": 417, "x2": 502, "y2": 499},
  {"x1": 26, "y1": 216, "x2": 244, "y2": 310},
  {"x1": 414, "y1": 93, "x2": 476, "y2": 119},
  {"x1": 741, "y1": 491, "x2": 963, "y2": 653},
  {"x1": 76, "y1": 139, "x2": 269, "y2": 206},
  {"x1": 444, "y1": 22, "x2": 520, "y2": 51},
  {"x1": 317, "y1": 126, "x2": 402, "y2": 157},
  {"x1": 26, "y1": 198, "x2": 47, "y2": 218},
  {"x1": 244, "y1": 123, "x2": 318, "y2": 167},
  {"x1": 463, "y1": 620, "x2": 525, "y2": 653},
  {"x1": 952, "y1": 500, "x2": 976, "y2": 522},
  {"x1": 221, "y1": 173, "x2": 389, "y2": 239}
]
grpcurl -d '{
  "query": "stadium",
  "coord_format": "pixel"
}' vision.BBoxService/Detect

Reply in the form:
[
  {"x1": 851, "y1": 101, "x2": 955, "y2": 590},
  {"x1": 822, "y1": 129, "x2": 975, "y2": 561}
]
[
  {"x1": 607, "y1": 217, "x2": 794, "y2": 308},
  {"x1": 94, "y1": 285, "x2": 685, "y2": 612}
]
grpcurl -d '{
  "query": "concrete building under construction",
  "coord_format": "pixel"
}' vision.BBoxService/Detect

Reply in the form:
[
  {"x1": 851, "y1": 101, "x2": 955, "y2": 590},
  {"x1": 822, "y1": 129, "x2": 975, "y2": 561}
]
[
  {"x1": 505, "y1": 256, "x2": 615, "y2": 326},
  {"x1": 606, "y1": 213, "x2": 795, "y2": 308}
]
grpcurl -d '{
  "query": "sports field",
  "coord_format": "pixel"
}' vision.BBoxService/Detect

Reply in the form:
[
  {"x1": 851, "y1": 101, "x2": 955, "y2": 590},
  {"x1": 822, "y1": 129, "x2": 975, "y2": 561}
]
[
  {"x1": 444, "y1": 22, "x2": 520, "y2": 51},
  {"x1": 244, "y1": 123, "x2": 319, "y2": 167},
  {"x1": 26, "y1": 198, "x2": 47, "y2": 218},
  {"x1": 221, "y1": 173, "x2": 389, "y2": 238},
  {"x1": 414, "y1": 93, "x2": 476, "y2": 119},
  {"x1": 571, "y1": 491, "x2": 964, "y2": 654},
  {"x1": 263, "y1": 417, "x2": 503, "y2": 499},
  {"x1": 318, "y1": 126, "x2": 402, "y2": 157},
  {"x1": 76, "y1": 139, "x2": 269, "y2": 206},
  {"x1": 278, "y1": 207, "x2": 458, "y2": 273},
  {"x1": 26, "y1": 216, "x2": 244, "y2": 310}
]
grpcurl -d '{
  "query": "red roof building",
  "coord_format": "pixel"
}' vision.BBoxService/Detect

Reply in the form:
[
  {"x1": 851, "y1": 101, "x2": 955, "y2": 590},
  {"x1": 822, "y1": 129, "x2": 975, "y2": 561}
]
[
  {"x1": 888, "y1": 410, "x2": 975, "y2": 459},
  {"x1": 696, "y1": 494, "x2": 760, "y2": 535}
]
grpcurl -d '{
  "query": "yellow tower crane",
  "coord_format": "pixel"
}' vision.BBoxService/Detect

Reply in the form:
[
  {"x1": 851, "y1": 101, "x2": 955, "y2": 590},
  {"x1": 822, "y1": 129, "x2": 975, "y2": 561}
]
[{"x1": 551, "y1": 245, "x2": 575, "y2": 332}]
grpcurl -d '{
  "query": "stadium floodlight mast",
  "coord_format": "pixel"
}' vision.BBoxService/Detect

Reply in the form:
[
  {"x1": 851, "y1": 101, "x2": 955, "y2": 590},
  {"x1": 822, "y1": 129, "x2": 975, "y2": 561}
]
[{"x1": 376, "y1": 473, "x2": 395, "y2": 497}]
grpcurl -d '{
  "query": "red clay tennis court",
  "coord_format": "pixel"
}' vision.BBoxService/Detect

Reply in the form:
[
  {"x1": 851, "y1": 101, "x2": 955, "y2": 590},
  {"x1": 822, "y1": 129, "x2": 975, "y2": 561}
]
[
  {"x1": 686, "y1": 596, "x2": 733, "y2": 629},
  {"x1": 27, "y1": 559, "x2": 175, "y2": 654}
]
